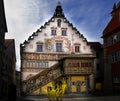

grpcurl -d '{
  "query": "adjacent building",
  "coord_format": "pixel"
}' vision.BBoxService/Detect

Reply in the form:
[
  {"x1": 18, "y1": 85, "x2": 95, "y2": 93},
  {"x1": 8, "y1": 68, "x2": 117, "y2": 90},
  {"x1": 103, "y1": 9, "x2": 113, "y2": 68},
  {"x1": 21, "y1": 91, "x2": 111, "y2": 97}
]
[
  {"x1": 0, "y1": 0, "x2": 8, "y2": 98},
  {"x1": 2, "y1": 39, "x2": 16, "y2": 96},
  {"x1": 102, "y1": 1, "x2": 120, "y2": 94},
  {"x1": 16, "y1": 71, "x2": 21, "y2": 96}
]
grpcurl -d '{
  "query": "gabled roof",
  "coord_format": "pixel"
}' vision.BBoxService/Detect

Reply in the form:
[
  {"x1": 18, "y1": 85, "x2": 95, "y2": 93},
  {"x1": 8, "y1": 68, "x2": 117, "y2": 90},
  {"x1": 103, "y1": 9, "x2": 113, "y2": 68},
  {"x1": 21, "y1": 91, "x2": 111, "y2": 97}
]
[
  {"x1": 102, "y1": 1, "x2": 120, "y2": 37},
  {"x1": 20, "y1": 1, "x2": 87, "y2": 49}
]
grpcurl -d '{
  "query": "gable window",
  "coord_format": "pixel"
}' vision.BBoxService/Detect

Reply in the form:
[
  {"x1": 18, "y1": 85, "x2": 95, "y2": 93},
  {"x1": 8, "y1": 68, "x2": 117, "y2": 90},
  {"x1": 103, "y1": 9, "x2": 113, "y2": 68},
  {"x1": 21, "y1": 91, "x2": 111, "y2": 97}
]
[
  {"x1": 56, "y1": 42, "x2": 62, "y2": 52},
  {"x1": 51, "y1": 29, "x2": 56, "y2": 35},
  {"x1": 37, "y1": 44, "x2": 43, "y2": 52},
  {"x1": 75, "y1": 45, "x2": 80, "y2": 52},
  {"x1": 62, "y1": 29, "x2": 67, "y2": 36},
  {"x1": 57, "y1": 19, "x2": 61, "y2": 27}
]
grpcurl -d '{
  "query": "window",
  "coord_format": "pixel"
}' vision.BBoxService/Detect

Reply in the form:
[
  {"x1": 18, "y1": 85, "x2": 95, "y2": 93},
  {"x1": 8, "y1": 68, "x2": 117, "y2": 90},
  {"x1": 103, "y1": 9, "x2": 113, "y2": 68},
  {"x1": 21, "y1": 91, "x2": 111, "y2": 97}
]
[
  {"x1": 37, "y1": 62, "x2": 42, "y2": 68},
  {"x1": 75, "y1": 45, "x2": 80, "y2": 52},
  {"x1": 37, "y1": 44, "x2": 43, "y2": 52},
  {"x1": 57, "y1": 19, "x2": 61, "y2": 27},
  {"x1": 56, "y1": 42, "x2": 62, "y2": 52},
  {"x1": 62, "y1": 29, "x2": 67, "y2": 36},
  {"x1": 112, "y1": 52, "x2": 117, "y2": 63},
  {"x1": 110, "y1": 51, "x2": 120, "y2": 63},
  {"x1": 51, "y1": 29, "x2": 56, "y2": 35},
  {"x1": 107, "y1": 33, "x2": 120, "y2": 46},
  {"x1": 37, "y1": 61, "x2": 48, "y2": 68},
  {"x1": 113, "y1": 35, "x2": 118, "y2": 43},
  {"x1": 113, "y1": 77, "x2": 120, "y2": 83}
]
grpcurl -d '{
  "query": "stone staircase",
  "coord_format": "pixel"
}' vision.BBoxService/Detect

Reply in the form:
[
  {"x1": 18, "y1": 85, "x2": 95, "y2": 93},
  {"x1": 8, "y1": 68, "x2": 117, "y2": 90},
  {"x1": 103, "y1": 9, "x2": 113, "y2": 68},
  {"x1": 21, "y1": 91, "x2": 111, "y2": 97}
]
[{"x1": 22, "y1": 62, "x2": 63, "y2": 95}]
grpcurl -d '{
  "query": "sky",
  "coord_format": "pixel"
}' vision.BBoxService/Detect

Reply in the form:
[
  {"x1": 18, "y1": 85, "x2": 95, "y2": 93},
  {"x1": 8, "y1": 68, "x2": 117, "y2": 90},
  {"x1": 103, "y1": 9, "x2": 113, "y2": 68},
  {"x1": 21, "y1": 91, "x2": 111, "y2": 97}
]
[{"x1": 4, "y1": 0, "x2": 119, "y2": 71}]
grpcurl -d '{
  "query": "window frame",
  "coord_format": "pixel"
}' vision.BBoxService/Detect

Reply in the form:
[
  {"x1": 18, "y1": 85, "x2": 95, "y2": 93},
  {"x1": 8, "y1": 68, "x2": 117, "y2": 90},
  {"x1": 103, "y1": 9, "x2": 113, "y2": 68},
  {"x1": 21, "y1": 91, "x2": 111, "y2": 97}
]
[
  {"x1": 75, "y1": 45, "x2": 80, "y2": 52},
  {"x1": 56, "y1": 42, "x2": 63, "y2": 52},
  {"x1": 51, "y1": 29, "x2": 56, "y2": 35},
  {"x1": 57, "y1": 19, "x2": 61, "y2": 27},
  {"x1": 37, "y1": 44, "x2": 43, "y2": 52}
]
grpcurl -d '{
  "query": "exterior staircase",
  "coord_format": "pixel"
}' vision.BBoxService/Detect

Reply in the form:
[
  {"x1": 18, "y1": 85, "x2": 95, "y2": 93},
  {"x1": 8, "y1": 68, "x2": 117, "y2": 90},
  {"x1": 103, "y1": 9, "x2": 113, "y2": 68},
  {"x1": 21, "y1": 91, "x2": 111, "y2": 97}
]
[{"x1": 22, "y1": 62, "x2": 64, "y2": 95}]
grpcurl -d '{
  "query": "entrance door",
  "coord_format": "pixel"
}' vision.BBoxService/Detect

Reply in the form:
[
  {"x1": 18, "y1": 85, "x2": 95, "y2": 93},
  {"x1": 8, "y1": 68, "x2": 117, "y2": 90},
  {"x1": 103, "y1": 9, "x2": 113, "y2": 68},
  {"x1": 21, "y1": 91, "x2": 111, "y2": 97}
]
[
  {"x1": 76, "y1": 80, "x2": 87, "y2": 93},
  {"x1": 76, "y1": 81, "x2": 81, "y2": 93}
]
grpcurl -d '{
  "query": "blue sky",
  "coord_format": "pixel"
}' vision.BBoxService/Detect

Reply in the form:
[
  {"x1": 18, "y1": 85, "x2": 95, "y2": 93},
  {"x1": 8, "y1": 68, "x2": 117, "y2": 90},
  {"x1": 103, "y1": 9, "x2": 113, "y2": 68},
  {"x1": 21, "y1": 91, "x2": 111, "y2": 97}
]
[{"x1": 4, "y1": 0, "x2": 119, "y2": 70}]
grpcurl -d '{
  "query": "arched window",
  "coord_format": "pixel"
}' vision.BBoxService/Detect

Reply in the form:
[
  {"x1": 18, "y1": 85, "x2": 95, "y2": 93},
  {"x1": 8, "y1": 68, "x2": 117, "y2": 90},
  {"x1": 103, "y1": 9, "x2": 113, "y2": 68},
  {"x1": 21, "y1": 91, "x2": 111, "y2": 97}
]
[{"x1": 57, "y1": 19, "x2": 61, "y2": 27}]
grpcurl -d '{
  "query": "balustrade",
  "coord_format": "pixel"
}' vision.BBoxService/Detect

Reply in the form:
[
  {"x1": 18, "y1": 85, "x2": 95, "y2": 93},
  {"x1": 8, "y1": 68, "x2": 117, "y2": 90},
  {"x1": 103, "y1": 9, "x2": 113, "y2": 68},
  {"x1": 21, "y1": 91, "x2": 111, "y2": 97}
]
[{"x1": 24, "y1": 68, "x2": 63, "y2": 95}]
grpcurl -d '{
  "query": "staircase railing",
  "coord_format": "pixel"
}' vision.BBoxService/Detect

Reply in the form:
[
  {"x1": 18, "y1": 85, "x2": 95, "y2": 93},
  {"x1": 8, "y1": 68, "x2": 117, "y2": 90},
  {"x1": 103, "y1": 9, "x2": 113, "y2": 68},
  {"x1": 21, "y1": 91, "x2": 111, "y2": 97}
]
[
  {"x1": 22, "y1": 62, "x2": 63, "y2": 95},
  {"x1": 26, "y1": 70, "x2": 63, "y2": 94}
]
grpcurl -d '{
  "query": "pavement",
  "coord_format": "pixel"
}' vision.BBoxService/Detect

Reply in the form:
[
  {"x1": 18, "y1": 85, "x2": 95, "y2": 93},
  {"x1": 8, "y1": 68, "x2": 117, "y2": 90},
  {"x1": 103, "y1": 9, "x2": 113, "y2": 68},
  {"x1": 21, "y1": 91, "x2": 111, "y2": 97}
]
[{"x1": 0, "y1": 94, "x2": 120, "y2": 101}]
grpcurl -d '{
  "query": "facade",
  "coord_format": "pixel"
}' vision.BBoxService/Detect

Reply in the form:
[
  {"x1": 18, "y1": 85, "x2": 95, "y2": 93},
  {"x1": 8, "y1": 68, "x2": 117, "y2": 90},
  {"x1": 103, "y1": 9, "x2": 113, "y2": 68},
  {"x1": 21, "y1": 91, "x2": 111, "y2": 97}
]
[
  {"x1": 102, "y1": 1, "x2": 120, "y2": 94},
  {"x1": 20, "y1": 1, "x2": 103, "y2": 95},
  {"x1": 88, "y1": 42, "x2": 104, "y2": 92},
  {"x1": 16, "y1": 71, "x2": 21, "y2": 96},
  {"x1": 0, "y1": 0, "x2": 8, "y2": 98},
  {"x1": 2, "y1": 39, "x2": 16, "y2": 96}
]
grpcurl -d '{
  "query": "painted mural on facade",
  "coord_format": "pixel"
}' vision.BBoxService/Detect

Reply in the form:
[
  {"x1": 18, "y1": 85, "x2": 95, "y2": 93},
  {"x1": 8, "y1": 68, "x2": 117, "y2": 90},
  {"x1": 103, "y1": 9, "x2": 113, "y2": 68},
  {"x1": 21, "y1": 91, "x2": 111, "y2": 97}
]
[{"x1": 20, "y1": 1, "x2": 101, "y2": 95}]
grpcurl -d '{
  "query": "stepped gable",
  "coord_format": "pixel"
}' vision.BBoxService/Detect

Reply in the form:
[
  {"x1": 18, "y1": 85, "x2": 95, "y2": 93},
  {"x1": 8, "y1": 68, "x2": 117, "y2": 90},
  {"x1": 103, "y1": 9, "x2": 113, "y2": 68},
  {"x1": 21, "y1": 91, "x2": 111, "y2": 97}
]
[{"x1": 20, "y1": 1, "x2": 88, "y2": 50}]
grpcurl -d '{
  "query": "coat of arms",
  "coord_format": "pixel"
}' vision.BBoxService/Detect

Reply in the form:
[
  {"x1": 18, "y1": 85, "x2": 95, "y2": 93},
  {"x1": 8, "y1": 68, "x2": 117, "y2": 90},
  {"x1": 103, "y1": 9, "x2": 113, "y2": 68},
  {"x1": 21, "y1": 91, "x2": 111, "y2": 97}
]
[{"x1": 45, "y1": 39, "x2": 53, "y2": 50}]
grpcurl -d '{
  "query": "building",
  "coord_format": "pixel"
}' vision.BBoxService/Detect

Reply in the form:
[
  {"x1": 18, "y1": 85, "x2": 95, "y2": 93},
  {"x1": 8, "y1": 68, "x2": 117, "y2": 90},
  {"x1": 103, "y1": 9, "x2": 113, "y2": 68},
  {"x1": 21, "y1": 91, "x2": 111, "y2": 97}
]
[
  {"x1": 20, "y1": 1, "x2": 103, "y2": 95},
  {"x1": 88, "y1": 42, "x2": 104, "y2": 92},
  {"x1": 2, "y1": 39, "x2": 16, "y2": 97},
  {"x1": 0, "y1": 0, "x2": 8, "y2": 98},
  {"x1": 102, "y1": 1, "x2": 120, "y2": 94},
  {"x1": 16, "y1": 71, "x2": 21, "y2": 97}
]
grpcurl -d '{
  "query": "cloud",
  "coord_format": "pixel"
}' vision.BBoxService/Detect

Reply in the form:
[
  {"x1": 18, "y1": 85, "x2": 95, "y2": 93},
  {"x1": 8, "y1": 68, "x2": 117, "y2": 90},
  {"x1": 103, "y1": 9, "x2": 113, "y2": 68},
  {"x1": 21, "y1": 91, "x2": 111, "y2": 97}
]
[
  {"x1": 62, "y1": 0, "x2": 114, "y2": 42},
  {"x1": 4, "y1": 0, "x2": 116, "y2": 70},
  {"x1": 4, "y1": 0, "x2": 53, "y2": 71}
]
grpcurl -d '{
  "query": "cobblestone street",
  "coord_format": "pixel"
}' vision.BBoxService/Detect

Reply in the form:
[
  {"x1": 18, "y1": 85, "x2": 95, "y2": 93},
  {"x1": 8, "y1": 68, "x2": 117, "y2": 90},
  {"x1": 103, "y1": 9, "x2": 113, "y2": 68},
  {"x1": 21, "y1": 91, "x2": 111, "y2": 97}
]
[
  {"x1": 21, "y1": 95, "x2": 120, "y2": 101},
  {"x1": 1, "y1": 94, "x2": 120, "y2": 101}
]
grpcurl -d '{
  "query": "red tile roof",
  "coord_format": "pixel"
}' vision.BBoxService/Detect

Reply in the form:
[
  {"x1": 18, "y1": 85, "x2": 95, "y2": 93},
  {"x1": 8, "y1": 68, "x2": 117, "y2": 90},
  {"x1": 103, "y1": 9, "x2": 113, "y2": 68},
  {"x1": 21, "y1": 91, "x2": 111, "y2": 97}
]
[{"x1": 103, "y1": 6, "x2": 120, "y2": 36}]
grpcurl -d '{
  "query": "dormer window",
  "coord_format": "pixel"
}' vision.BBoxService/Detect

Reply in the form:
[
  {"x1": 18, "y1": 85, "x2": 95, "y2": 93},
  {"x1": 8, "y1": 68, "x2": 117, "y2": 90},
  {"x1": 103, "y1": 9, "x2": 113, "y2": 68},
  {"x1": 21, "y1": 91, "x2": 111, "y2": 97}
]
[{"x1": 57, "y1": 19, "x2": 61, "y2": 27}]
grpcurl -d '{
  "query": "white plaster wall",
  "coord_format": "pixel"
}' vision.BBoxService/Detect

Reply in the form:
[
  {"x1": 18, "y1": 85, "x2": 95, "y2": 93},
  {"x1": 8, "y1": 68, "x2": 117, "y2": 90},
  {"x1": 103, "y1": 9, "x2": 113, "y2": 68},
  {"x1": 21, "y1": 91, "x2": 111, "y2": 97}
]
[
  {"x1": 24, "y1": 17, "x2": 92, "y2": 54},
  {"x1": 49, "y1": 61, "x2": 58, "y2": 67},
  {"x1": 22, "y1": 72, "x2": 39, "y2": 81},
  {"x1": 22, "y1": 17, "x2": 94, "y2": 81}
]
